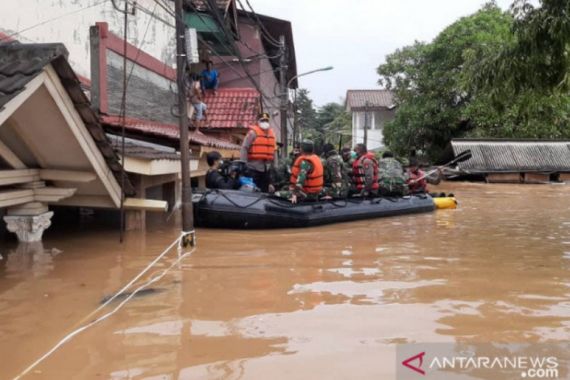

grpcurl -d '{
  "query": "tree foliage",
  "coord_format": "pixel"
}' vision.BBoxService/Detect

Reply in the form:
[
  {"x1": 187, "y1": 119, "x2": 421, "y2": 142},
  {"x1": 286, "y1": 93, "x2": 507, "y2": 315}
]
[
  {"x1": 378, "y1": 1, "x2": 570, "y2": 160},
  {"x1": 295, "y1": 89, "x2": 351, "y2": 150}
]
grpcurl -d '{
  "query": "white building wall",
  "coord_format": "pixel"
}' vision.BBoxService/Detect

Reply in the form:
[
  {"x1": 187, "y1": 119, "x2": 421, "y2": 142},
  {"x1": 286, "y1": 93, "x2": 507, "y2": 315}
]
[
  {"x1": 351, "y1": 110, "x2": 387, "y2": 151},
  {"x1": 0, "y1": 0, "x2": 176, "y2": 80}
]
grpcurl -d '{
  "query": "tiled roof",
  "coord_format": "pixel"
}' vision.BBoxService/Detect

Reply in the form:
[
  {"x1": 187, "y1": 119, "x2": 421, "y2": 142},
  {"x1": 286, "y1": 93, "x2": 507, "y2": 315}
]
[
  {"x1": 0, "y1": 43, "x2": 134, "y2": 195},
  {"x1": 107, "y1": 134, "x2": 182, "y2": 161},
  {"x1": 202, "y1": 88, "x2": 260, "y2": 129},
  {"x1": 101, "y1": 115, "x2": 240, "y2": 150},
  {"x1": 346, "y1": 90, "x2": 396, "y2": 111},
  {"x1": 0, "y1": 44, "x2": 68, "y2": 110},
  {"x1": 451, "y1": 139, "x2": 570, "y2": 173}
]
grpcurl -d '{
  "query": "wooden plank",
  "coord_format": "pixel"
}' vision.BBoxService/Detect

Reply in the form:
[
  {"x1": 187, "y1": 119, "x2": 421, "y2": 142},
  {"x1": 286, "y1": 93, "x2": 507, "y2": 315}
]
[
  {"x1": 523, "y1": 173, "x2": 550, "y2": 184},
  {"x1": 0, "y1": 74, "x2": 45, "y2": 127},
  {"x1": 486, "y1": 173, "x2": 521, "y2": 184},
  {"x1": 124, "y1": 198, "x2": 168, "y2": 212},
  {"x1": 0, "y1": 189, "x2": 34, "y2": 208},
  {"x1": 0, "y1": 169, "x2": 40, "y2": 186},
  {"x1": 0, "y1": 139, "x2": 26, "y2": 169},
  {"x1": 34, "y1": 187, "x2": 77, "y2": 202},
  {"x1": 39, "y1": 169, "x2": 97, "y2": 183},
  {"x1": 57, "y1": 195, "x2": 115, "y2": 209}
]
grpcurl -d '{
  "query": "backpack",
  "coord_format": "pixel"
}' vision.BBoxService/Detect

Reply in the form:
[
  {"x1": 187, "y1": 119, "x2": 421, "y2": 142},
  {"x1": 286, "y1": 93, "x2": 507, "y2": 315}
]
[{"x1": 379, "y1": 158, "x2": 407, "y2": 196}]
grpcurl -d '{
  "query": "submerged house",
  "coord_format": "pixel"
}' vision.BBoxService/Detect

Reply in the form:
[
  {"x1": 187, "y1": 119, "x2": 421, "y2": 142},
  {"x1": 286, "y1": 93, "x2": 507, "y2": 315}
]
[
  {"x1": 345, "y1": 90, "x2": 396, "y2": 151},
  {"x1": 0, "y1": 42, "x2": 171, "y2": 242},
  {"x1": 451, "y1": 139, "x2": 570, "y2": 183}
]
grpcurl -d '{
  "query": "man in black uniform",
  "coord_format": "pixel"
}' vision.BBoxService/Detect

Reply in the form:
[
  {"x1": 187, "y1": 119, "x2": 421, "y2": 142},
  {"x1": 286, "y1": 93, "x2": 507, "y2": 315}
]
[{"x1": 205, "y1": 151, "x2": 239, "y2": 189}]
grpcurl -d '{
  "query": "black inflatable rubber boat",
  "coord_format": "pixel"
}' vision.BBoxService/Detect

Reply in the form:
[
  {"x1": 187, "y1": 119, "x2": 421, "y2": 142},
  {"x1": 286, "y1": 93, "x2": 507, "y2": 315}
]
[{"x1": 193, "y1": 190, "x2": 435, "y2": 229}]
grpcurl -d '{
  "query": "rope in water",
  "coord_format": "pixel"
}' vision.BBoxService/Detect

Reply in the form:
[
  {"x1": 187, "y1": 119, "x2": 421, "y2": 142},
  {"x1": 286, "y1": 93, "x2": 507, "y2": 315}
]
[{"x1": 13, "y1": 233, "x2": 195, "y2": 380}]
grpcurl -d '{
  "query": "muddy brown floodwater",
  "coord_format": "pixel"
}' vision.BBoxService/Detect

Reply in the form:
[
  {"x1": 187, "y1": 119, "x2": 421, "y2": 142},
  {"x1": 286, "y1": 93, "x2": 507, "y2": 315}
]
[{"x1": 1, "y1": 183, "x2": 570, "y2": 379}]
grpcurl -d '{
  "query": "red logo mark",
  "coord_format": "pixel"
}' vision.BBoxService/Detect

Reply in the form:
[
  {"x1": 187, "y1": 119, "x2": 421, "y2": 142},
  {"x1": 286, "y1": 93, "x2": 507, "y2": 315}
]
[{"x1": 402, "y1": 352, "x2": 426, "y2": 375}]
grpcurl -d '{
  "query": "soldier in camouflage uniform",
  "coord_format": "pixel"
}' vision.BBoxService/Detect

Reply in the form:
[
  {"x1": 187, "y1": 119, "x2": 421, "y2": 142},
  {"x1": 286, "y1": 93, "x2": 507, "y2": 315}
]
[
  {"x1": 272, "y1": 143, "x2": 301, "y2": 190},
  {"x1": 275, "y1": 140, "x2": 324, "y2": 203},
  {"x1": 341, "y1": 147, "x2": 355, "y2": 191},
  {"x1": 322, "y1": 143, "x2": 350, "y2": 199},
  {"x1": 378, "y1": 151, "x2": 407, "y2": 196}
]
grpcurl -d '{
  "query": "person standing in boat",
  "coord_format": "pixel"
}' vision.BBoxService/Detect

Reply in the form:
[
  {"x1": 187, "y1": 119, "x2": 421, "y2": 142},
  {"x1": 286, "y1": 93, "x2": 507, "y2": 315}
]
[
  {"x1": 322, "y1": 143, "x2": 349, "y2": 199},
  {"x1": 276, "y1": 140, "x2": 324, "y2": 204},
  {"x1": 352, "y1": 144, "x2": 379, "y2": 197},
  {"x1": 205, "y1": 151, "x2": 239, "y2": 190},
  {"x1": 240, "y1": 112, "x2": 276, "y2": 193}
]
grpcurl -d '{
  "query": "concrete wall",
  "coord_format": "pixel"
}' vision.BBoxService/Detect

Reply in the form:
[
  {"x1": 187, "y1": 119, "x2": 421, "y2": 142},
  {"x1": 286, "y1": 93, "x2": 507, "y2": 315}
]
[
  {"x1": 351, "y1": 109, "x2": 394, "y2": 151},
  {"x1": 0, "y1": 0, "x2": 176, "y2": 80}
]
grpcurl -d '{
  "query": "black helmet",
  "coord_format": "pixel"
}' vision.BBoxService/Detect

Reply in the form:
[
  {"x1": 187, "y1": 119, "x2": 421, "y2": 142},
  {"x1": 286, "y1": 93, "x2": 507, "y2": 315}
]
[{"x1": 301, "y1": 140, "x2": 314, "y2": 153}]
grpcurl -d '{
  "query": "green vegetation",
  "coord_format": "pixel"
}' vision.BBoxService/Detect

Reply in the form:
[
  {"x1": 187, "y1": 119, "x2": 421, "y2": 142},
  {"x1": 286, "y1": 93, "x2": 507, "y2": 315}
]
[
  {"x1": 295, "y1": 89, "x2": 351, "y2": 150},
  {"x1": 378, "y1": 1, "x2": 570, "y2": 160}
]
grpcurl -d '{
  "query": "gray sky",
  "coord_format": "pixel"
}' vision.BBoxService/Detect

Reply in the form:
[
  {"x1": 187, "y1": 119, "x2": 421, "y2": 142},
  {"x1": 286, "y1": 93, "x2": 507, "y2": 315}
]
[{"x1": 249, "y1": 0, "x2": 514, "y2": 107}]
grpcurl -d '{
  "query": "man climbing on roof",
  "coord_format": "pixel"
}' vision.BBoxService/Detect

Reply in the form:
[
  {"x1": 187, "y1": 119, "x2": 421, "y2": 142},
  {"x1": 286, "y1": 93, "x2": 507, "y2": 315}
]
[{"x1": 240, "y1": 112, "x2": 276, "y2": 193}]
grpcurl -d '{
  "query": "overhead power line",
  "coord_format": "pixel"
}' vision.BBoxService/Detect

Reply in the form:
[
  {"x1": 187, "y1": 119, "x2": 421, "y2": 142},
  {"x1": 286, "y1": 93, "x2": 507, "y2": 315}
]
[{"x1": 0, "y1": 0, "x2": 108, "y2": 42}]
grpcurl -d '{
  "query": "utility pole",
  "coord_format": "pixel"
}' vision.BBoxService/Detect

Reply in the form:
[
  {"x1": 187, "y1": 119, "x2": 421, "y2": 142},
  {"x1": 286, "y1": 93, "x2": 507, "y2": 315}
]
[
  {"x1": 279, "y1": 35, "x2": 288, "y2": 159},
  {"x1": 175, "y1": 0, "x2": 195, "y2": 246},
  {"x1": 364, "y1": 101, "x2": 370, "y2": 147}
]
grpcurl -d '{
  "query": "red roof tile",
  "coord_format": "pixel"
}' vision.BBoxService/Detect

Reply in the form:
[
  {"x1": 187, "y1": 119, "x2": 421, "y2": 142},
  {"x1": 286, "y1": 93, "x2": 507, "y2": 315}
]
[
  {"x1": 202, "y1": 88, "x2": 260, "y2": 129},
  {"x1": 101, "y1": 115, "x2": 240, "y2": 150}
]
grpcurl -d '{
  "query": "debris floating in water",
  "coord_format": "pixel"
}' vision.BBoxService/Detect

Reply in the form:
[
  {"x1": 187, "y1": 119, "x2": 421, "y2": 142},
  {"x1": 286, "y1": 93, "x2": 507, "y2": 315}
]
[{"x1": 100, "y1": 288, "x2": 165, "y2": 305}]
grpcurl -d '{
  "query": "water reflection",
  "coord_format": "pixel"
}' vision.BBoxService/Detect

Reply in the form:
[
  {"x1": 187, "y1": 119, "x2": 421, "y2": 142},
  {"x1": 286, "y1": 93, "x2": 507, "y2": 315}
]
[{"x1": 0, "y1": 184, "x2": 570, "y2": 379}]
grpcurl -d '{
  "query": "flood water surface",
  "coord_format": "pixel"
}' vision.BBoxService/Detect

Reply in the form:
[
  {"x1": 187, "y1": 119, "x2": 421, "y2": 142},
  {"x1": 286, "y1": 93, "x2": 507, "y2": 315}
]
[{"x1": 1, "y1": 183, "x2": 570, "y2": 379}]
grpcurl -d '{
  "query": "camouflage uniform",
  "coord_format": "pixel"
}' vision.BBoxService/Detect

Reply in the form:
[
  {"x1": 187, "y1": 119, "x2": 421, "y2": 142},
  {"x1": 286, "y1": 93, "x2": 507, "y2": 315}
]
[
  {"x1": 275, "y1": 160, "x2": 321, "y2": 201},
  {"x1": 273, "y1": 155, "x2": 294, "y2": 190},
  {"x1": 323, "y1": 152, "x2": 350, "y2": 198},
  {"x1": 379, "y1": 157, "x2": 407, "y2": 196}
]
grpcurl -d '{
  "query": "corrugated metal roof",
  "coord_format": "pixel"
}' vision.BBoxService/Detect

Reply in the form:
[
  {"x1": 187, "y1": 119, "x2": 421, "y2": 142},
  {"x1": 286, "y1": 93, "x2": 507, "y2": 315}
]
[
  {"x1": 345, "y1": 90, "x2": 395, "y2": 111},
  {"x1": 107, "y1": 135, "x2": 181, "y2": 161},
  {"x1": 101, "y1": 115, "x2": 240, "y2": 150},
  {"x1": 203, "y1": 88, "x2": 259, "y2": 129},
  {"x1": 451, "y1": 139, "x2": 570, "y2": 173}
]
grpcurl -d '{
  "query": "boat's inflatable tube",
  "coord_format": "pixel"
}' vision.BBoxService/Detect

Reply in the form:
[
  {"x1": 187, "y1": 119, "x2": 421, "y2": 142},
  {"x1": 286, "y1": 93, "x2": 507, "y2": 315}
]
[
  {"x1": 433, "y1": 197, "x2": 457, "y2": 209},
  {"x1": 194, "y1": 190, "x2": 435, "y2": 229}
]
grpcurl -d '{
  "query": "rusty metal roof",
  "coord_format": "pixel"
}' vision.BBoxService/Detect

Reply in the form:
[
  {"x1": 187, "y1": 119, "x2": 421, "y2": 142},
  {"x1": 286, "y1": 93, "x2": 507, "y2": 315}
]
[
  {"x1": 101, "y1": 115, "x2": 241, "y2": 150},
  {"x1": 345, "y1": 90, "x2": 396, "y2": 111},
  {"x1": 107, "y1": 134, "x2": 182, "y2": 161},
  {"x1": 451, "y1": 139, "x2": 570, "y2": 173}
]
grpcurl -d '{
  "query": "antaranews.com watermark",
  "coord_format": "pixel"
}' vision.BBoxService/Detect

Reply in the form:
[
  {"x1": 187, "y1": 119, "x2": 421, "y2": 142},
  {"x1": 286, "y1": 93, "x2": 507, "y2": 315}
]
[{"x1": 397, "y1": 343, "x2": 570, "y2": 379}]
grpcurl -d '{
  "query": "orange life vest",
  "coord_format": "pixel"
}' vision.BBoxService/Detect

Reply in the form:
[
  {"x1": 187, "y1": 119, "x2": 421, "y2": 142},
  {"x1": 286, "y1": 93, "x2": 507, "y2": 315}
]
[
  {"x1": 247, "y1": 124, "x2": 276, "y2": 162},
  {"x1": 290, "y1": 154, "x2": 324, "y2": 194},
  {"x1": 352, "y1": 152, "x2": 379, "y2": 191}
]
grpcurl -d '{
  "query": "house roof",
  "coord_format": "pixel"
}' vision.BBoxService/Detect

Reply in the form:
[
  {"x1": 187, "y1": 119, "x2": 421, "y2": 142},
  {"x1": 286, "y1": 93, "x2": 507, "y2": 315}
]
[
  {"x1": 202, "y1": 88, "x2": 259, "y2": 129},
  {"x1": 101, "y1": 115, "x2": 240, "y2": 150},
  {"x1": 345, "y1": 90, "x2": 396, "y2": 111},
  {"x1": 187, "y1": 0, "x2": 232, "y2": 12},
  {"x1": 0, "y1": 42, "x2": 134, "y2": 195},
  {"x1": 451, "y1": 138, "x2": 570, "y2": 173},
  {"x1": 107, "y1": 134, "x2": 182, "y2": 161}
]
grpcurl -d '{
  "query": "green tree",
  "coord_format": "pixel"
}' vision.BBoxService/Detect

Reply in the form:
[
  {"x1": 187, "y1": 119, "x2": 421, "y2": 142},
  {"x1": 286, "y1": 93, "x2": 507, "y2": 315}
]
[
  {"x1": 295, "y1": 88, "x2": 318, "y2": 142},
  {"x1": 378, "y1": 1, "x2": 570, "y2": 159}
]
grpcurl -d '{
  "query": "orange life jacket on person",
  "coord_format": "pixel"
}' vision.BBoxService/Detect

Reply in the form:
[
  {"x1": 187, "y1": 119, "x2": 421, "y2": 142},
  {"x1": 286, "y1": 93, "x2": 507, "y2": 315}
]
[
  {"x1": 352, "y1": 152, "x2": 379, "y2": 191},
  {"x1": 290, "y1": 154, "x2": 324, "y2": 194},
  {"x1": 247, "y1": 124, "x2": 276, "y2": 162}
]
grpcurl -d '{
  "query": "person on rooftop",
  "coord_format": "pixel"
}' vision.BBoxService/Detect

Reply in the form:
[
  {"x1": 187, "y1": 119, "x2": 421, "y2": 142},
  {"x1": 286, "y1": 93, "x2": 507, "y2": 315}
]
[{"x1": 200, "y1": 60, "x2": 219, "y2": 95}]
